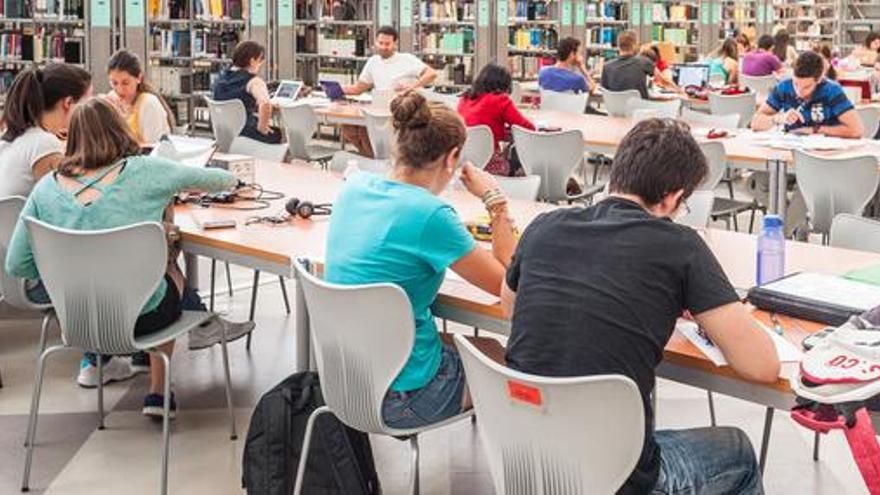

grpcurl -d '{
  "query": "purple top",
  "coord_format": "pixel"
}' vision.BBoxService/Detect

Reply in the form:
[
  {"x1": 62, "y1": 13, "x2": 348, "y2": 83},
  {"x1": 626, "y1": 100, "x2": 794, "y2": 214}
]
[{"x1": 742, "y1": 51, "x2": 782, "y2": 77}]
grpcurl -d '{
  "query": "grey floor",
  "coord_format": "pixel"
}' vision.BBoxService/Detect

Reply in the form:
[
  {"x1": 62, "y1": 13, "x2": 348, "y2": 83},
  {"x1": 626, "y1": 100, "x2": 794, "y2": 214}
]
[{"x1": 0, "y1": 172, "x2": 870, "y2": 494}]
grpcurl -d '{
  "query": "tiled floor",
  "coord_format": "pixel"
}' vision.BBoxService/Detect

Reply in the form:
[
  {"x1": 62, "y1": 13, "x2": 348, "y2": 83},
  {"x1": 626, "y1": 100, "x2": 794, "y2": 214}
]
[{"x1": 0, "y1": 177, "x2": 870, "y2": 494}]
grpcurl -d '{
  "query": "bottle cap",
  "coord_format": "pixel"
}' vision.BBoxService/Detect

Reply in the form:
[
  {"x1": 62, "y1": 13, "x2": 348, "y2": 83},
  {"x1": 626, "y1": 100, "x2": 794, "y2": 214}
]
[{"x1": 763, "y1": 214, "x2": 784, "y2": 229}]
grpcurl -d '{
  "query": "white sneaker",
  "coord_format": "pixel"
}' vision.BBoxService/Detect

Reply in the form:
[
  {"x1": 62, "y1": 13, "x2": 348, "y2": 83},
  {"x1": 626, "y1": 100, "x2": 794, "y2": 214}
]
[
  {"x1": 188, "y1": 316, "x2": 255, "y2": 350},
  {"x1": 77, "y1": 356, "x2": 137, "y2": 388}
]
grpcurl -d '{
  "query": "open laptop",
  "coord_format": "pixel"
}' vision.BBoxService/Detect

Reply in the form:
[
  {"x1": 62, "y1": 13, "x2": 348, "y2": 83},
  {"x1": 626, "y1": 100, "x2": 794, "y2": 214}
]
[
  {"x1": 269, "y1": 80, "x2": 303, "y2": 105},
  {"x1": 672, "y1": 64, "x2": 710, "y2": 89},
  {"x1": 319, "y1": 80, "x2": 347, "y2": 101}
]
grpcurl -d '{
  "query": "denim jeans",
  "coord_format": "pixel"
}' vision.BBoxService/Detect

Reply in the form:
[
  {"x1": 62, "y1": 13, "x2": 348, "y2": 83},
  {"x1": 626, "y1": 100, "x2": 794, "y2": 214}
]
[{"x1": 652, "y1": 427, "x2": 763, "y2": 494}]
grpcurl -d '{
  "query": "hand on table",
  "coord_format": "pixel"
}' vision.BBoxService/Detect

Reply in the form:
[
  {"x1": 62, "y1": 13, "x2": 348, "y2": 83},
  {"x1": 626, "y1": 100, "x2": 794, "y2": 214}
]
[
  {"x1": 783, "y1": 109, "x2": 805, "y2": 127},
  {"x1": 460, "y1": 163, "x2": 499, "y2": 199}
]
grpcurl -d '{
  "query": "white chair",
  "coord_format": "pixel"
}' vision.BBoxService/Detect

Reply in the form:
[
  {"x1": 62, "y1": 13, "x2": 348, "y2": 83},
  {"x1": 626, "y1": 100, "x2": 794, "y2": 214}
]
[
  {"x1": 292, "y1": 258, "x2": 472, "y2": 495},
  {"x1": 857, "y1": 106, "x2": 880, "y2": 139},
  {"x1": 363, "y1": 109, "x2": 394, "y2": 160},
  {"x1": 419, "y1": 88, "x2": 460, "y2": 109},
  {"x1": 328, "y1": 150, "x2": 391, "y2": 175},
  {"x1": 512, "y1": 126, "x2": 601, "y2": 204},
  {"x1": 279, "y1": 103, "x2": 338, "y2": 167},
  {"x1": 495, "y1": 175, "x2": 542, "y2": 201},
  {"x1": 206, "y1": 97, "x2": 288, "y2": 161},
  {"x1": 830, "y1": 213, "x2": 880, "y2": 252},
  {"x1": 20, "y1": 220, "x2": 236, "y2": 495},
  {"x1": 677, "y1": 190, "x2": 716, "y2": 229},
  {"x1": 708, "y1": 91, "x2": 757, "y2": 128},
  {"x1": 511, "y1": 81, "x2": 524, "y2": 106},
  {"x1": 625, "y1": 98, "x2": 681, "y2": 119},
  {"x1": 740, "y1": 75, "x2": 777, "y2": 98},
  {"x1": 539, "y1": 89, "x2": 588, "y2": 115},
  {"x1": 460, "y1": 125, "x2": 494, "y2": 170},
  {"x1": 794, "y1": 150, "x2": 880, "y2": 241},
  {"x1": 228, "y1": 137, "x2": 289, "y2": 162},
  {"x1": 681, "y1": 107, "x2": 740, "y2": 130},
  {"x1": 453, "y1": 335, "x2": 644, "y2": 495},
  {"x1": 600, "y1": 88, "x2": 640, "y2": 117}
]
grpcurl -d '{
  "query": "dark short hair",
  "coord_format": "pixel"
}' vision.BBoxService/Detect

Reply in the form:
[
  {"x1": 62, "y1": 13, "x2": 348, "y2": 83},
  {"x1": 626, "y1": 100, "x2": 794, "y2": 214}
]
[
  {"x1": 865, "y1": 32, "x2": 880, "y2": 48},
  {"x1": 794, "y1": 51, "x2": 825, "y2": 79},
  {"x1": 557, "y1": 37, "x2": 581, "y2": 61},
  {"x1": 232, "y1": 41, "x2": 265, "y2": 69},
  {"x1": 609, "y1": 119, "x2": 707, "y2": 206},
  {"x1": 377, "y1": 25, "x2": 398, "y2": 41},
  {"x1": 464, "y1": 63, "x2": 512, "y2": 99},
  {"x1": 757, "y1": 34, "x2": 774, "y2": 51}
]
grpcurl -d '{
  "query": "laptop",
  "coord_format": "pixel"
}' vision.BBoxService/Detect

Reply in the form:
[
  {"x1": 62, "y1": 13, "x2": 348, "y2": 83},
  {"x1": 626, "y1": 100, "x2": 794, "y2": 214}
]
[
  {"x1": 269, "y1": 80, "x2": 303, "y2": 105},
  {"x1": 319, "y1": 80, "x2": 346, "y2": 101},
  {"x1": 672, "y1": 64, "x2": 710, "y2": 89}
]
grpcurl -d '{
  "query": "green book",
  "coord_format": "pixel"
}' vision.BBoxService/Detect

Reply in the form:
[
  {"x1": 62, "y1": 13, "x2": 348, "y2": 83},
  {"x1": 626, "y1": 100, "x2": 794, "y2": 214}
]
[{"x1": 844, "y1": 264, "x2": 880, "y2": 287}]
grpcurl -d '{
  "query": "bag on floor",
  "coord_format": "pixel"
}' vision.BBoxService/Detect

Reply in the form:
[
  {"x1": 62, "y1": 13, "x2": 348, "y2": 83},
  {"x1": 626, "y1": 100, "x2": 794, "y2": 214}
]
[{"x1": 241, "y1": 371, "x2": 381, "y2": 495}]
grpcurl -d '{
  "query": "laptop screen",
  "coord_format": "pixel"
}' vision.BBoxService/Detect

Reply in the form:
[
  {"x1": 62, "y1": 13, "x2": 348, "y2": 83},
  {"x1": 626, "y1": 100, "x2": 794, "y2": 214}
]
[
  {"x1": 274, "y1": 80, "x2": 302, "y2": 100},
  {"x1": 673, "y1": 64, "x2": 710, "y2": 88},
  {"x1": 320, "y1": 80, "x2": 346, "y2": 101}
]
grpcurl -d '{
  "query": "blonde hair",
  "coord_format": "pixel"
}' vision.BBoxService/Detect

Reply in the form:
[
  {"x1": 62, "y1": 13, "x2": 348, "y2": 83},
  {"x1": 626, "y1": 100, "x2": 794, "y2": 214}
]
[
  {"x1": 390, "y1": 91, "x2": 466, "y2": 169},
  {"x1": 60, "y1": 97, "x2": 141, "y2": 176}
]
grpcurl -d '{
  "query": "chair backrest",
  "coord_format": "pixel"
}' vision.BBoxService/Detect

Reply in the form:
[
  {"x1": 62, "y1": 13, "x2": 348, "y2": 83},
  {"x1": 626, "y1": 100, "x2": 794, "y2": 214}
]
[
  {"x1": 24, "y1": 219, "x2": 167, "y2": 353},
  {"x1": 707, "y1": 91, "x2": 756, "y2": 128},
  {"x1": 511, "y1": 81, "x2": 524, "y2": 106},
  {"x1": 676, "y1": 190, "x2": 715, "y2": 229},
  {"x1": 857, "y1": 106, "x2": 880, "y2": 139},
  {"x1": 739, "y1": 75, "x2": 777, "y2": 98},
  {"x1": 681, "y1": 107, "x2": 740, "y2": 130},
  {"x1": 698, "y1": 140, "x2": 727, "y2": 191},
  {"x1": 228, "y1": 136, "x2": 289, "y2": 162},
  {"x1": 294, "y1": 258, "x2": 415, "y2": 434},
  {"x1": 496, "y1": 175, "x2": 542, "y2": 201},
  {"x1": 454, "y1": 335, "x2": 644, "y2": 495},
  {"x1": 624, "y1": 98, "x2": 681, "y2": 119},
  {"x1": 205, "y1": 97, "x2": 247, "y2": 152},
  {"x1": 511, "y1": 126, "x2": 585, "y2": 203},
  {"x1": 461, "y1": 125, "x2": 495, "y2": 170},
  {"x1": 279, "y1": 103, "x2": 319, "y2": 160},
  {"x1": 329, "y1": 150, "x2": 391, "y2": 175},
  {"x1": 363, "y1": 109, "x2": 393, "y2": 160},
  {"x1": 794, "y1": 150, "x2": 880, "y2": 236},
  {"x1": 830, "y1": 213, "x2": 880, "y2": 252},
  {"x1": 600, "y1": 88, "x2": 640, "y2": 117},
  {"x1": 0, "y1": 196, "x2": 44, "y2": 310},
  {"x1": 539, "y1": 89, "x2": 588, "y2": 115},
  {"x1": 419, "y1": 88, "x2": 460, "y2": 109}
]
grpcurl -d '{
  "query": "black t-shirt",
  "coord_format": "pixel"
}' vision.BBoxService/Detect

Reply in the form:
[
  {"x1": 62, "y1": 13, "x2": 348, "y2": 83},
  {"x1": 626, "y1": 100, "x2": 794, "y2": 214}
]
[
  {"x1": 505, "y1": 197, "x2": 739, "y2": 494},
  {"x1": 600, "y1": 55, "x2": 655, "y2": 99}
]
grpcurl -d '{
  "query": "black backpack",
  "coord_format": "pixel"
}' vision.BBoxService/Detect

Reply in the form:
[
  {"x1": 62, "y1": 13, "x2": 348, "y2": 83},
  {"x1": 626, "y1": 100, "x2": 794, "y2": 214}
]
[{"x1": 242, "y1": 372, "x2": 382, "y2": 495}]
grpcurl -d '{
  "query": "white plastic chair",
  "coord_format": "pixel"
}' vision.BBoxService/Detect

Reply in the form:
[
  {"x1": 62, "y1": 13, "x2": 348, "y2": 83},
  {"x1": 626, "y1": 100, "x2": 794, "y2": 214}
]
[
  {"x1": 206, "y1": 97, "x2": 288, "y2": 161},
  {"x1": 419, "y1": 88, "x2": 460, "y2": 109},
  {"x1": 512, "y1": 126, "x2": 599, "y2": 204},
  {"x1": 496, "y1": 175, "x2": 542, "y2": 201},
  {"x1": 677, "y1": 190, "x2": 716, "y2": 229},
  {"x1": 830, "y1": 213, "x2": 880, "y2": 252},
  {"x1": 681, "y1": 107, "x2": 740, "y2": 130},
  {"x1": 857, "y1": 106, "x2": 880, "y2": 139},
  {"x1": 625, "y1": 98, "x2": 681, "y2": 119},
  {"x1": 601, "y1": 88, "x2": 640, "y2": 117},
  {"x1": 708, "y1": 92, "x2": 757, "y2": 128},
  {"x1": 328, "y1": 150, "x2": 391, "y2": 175},
  {"x1": 228, "y1": 137, "x2": 289, "y2": 162},
  {"x1": 363, "y1": 108, "x2": 394, "y2": 160},
  {"x1": 453, "y1": 335, "x2": 644, "y2": 495},
  {"x1": 20, "y1": 220, "x2": 236, "y2": 495},
  {"x1": 279, "y1": 103, "x2": 338, "y2": 167},
  {"x1": 740, "y1": 75, "x2": 777, "y2": 98},
  {"x1": 539, "y1": 89, "x2": 588, "y2": 115},
  {"x1": 292, "y1": 258, "x2": 471, "y2": 495},
  {"x1": 794, "y1": 150, "x2": 880, "y2": 240},
  {"x1": 461, "y1": 125, "x2": 495, "y2": 170},
  {"x1": 511, "y1": 81, "x2": 524, "y2": 106}
]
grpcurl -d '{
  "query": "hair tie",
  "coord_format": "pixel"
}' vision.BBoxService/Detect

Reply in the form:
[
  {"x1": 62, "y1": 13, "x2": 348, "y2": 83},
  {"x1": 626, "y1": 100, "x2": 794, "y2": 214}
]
[{"x1": 34, "y1": 67, "x2": 43, "y2": 83}]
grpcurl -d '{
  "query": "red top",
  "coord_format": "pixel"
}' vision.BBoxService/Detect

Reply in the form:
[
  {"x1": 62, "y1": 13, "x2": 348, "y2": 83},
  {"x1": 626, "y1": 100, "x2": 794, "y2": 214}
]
[
  {"x1": 656, "y1": 59, "x2": 668, "y2": 72},
  {"x1": 457, "y1": 92, "x2": 535, "y2": 150}
]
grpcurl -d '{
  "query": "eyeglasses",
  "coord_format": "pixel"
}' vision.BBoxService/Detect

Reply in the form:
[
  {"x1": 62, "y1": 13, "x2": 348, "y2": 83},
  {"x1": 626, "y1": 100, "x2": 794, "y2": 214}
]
[{"x1": 678, "y1": 199, "x2": 691, "y2": 218}]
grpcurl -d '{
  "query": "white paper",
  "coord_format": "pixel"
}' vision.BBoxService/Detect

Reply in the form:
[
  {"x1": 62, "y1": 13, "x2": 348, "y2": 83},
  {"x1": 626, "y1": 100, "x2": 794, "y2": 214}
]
[
  {"x1": 676, "y1": 320, "x2": 804, "y2": 366},
  {"x1": 762, "y1": 272, "x2": 880, "y2": 311},
  {"x1": 745, "y1": 130, "x2": 860, "y2": 151},
  {"x1": 150, "y1": 135, "x2": 216, "y2": 167},
  {"x1": 444, "y1": 270, "x2": 499, "y2": 306}
]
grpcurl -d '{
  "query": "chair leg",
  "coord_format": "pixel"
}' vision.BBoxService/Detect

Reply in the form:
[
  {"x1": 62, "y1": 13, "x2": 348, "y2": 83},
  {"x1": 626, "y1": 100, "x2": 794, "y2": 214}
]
[
  {"x1": 219, "y1": 322, "x2": 237, "y2": 440},
  {"x1": 749, "y1": 207, "x2": 757, "y2": 234},
  {"x1": 592, "y1": 161, "x2": 600, "y2": 185},
  {"x1": 225, "y1": 262, "x2": 234, "y2": 297},
  {"x1": 209, "y1": 259, "x2": 216, "y2": 312},
  {"x1": 727, "y1": 179, "x2": 735, "y2": 199},
  {"x1": 246, "y1": 270, "x2": 260, "y2": 351},
  {"x1": 409, "y1": 436, "x2": 420, "y2": 495},
  {"x1": 293, "y1": 405, "x2": 332, "y2": 495},
  {"x1": 813, "y1": 432, "x2": 820, "y2": 461},
  {"x1": 707, "y1": 391, "x2": 717, "y2": 427},
  {"x1": 96, "y1": 359, "x2": 105, "y2": 430},
  {"x1": 156, "y1": 351, "x2": 173, "y2": 495},
  {"x1": 21, "y1": 345, "x2": 67, "y2": 492},
  {"x1": 279, "y1": 276, "x2": 291, "y2": 315},
  {"x1": 37, "y1": 312, "x2": 52, "y2": 356},
  {"x1": 759, "y1": 407, "x2": 774, "y2": 474},
  {"x1": 473, "y1": 327, "x2": 479, "y2": 337},
  {"x1": 732, "y1": 212, "x2": 740, "y2": 232}
]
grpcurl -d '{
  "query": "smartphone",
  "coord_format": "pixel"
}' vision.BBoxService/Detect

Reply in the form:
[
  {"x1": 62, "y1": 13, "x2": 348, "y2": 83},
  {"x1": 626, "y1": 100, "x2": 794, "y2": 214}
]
[{"x1": 802, "y1": 327, "x2": 836, "y2": 351}]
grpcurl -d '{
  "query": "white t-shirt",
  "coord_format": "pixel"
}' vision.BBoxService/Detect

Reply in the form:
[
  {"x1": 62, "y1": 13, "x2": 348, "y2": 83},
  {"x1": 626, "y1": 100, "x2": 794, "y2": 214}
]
[
  {"x1": 0, "y1": 126, "x2": 63, "y2": 197},
  {"x1": 136, "y1": 93, "x2": 172, "y2": 145},
  {"x1": 358, "y1": 52, "x2": 428, "y2": 91}
]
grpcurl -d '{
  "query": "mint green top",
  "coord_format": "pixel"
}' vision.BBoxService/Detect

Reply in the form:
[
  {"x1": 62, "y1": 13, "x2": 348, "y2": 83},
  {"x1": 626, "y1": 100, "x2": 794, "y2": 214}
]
[{"x1": 5, "y1": 155, "x2": 237, "y2": 314}]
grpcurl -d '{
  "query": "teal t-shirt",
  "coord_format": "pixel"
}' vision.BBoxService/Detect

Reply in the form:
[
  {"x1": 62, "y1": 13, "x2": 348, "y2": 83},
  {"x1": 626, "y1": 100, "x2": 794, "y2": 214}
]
[{"x1": 324, "y1": 173, "x2": 476, "y2": 392}]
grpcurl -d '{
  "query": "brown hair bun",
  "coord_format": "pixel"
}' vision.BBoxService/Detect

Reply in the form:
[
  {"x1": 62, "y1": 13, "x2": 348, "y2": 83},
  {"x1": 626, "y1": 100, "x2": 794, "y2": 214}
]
[{"x1": 391, "y1": 91, "x2": 431, "y2": 131}]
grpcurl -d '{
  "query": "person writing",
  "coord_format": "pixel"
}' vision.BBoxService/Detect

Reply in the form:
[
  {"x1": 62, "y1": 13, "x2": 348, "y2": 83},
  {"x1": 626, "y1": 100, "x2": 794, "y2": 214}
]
[
  {"x1": 706, "y1": 38, "x2": 740, "y2": 86},
  {"x1": 537, "y1": 37, "x2": 593, "y2": 94},
  {"x1": 324, "y1": 91, "x2": 514, "y2": 429},
  {"x1": 502, "y1": 118, "x2": 779, "y2": 494},
  {"x1": 105, "y1": 49, "x2": 175, "y2": 145}
]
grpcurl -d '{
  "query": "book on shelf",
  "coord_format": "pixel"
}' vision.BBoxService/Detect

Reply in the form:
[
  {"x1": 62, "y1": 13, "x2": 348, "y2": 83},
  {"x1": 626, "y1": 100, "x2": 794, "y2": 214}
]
[
  {"x1": 585, "y1": 2, "x2": 627, "y2": 20},
  {"x1": 509, "y1": 27, "x2": 558, "y2": 52},
  {"x1": 152, "y1": 30, "x2": 192, "y2": 57},
  {"x1": 193, "y1": 0, "x2": 247, "y2": 20},
  {"x1": 586, "y1": 27, "x2": 618, "y2": 47},
  {"x1": 432, "y1": 58, "x2": 473, "y2": 86},
  {"x1": 507, "y1": 54, "x2": 552, "y2": 80},
  {"x1": 511, "y1": 0, "x2": 550, "y2": 21},
  {"x1": 420, "y1": 0, "x2": 474, "y2": 22},
  {"x1": 419, "y1": 30, "x2": 474, "y2": 55}
]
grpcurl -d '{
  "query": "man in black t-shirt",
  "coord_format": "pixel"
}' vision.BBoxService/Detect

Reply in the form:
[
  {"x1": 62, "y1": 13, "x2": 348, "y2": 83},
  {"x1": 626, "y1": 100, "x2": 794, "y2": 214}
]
[
  {"x1": 600, "y1": 30, "x2": 656, "y2": 99},
  {"x1": 502, "y1": 119, "x2": 780, "y2": 495}
]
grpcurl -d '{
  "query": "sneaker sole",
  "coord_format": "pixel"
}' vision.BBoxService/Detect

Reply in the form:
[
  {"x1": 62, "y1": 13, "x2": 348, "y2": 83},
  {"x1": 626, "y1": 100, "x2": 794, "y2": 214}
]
[
  {"x1": 187, "y1": 326, "x2": 254, "y2": 351},
  {"x1": 77, "y1": 372, "x2": 137, "y2": 389},
  {"x1": 142, "y1": 406, "x2": 177, "y2": 420}
]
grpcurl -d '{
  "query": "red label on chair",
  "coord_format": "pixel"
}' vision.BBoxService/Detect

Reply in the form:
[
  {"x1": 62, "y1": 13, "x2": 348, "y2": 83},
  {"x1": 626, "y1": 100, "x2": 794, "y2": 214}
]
[{"x1": 507, "y1": 380, "x2": 542, "y2": 406}]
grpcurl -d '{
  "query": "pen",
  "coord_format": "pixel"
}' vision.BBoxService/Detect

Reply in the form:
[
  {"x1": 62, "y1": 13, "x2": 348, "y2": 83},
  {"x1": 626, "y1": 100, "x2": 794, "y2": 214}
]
[{"x1": 769, "y1": 313, "x2": 785, "y2": 336}]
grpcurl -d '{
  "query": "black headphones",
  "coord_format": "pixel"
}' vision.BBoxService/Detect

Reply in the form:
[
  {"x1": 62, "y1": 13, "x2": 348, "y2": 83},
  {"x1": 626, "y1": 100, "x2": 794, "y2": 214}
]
[{"x1": 285, "y1": 198, "x2": 332, "y2": 219}]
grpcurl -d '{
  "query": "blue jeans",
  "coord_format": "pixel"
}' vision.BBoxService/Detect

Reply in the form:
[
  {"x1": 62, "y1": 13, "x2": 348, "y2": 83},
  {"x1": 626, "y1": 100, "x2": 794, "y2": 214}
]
[
  {"x1": 653, "y1": 427, "x2": 763, "y2": 494},
  {"x1": 381, "y1": 344, "x2": 467, "y2": 429}
]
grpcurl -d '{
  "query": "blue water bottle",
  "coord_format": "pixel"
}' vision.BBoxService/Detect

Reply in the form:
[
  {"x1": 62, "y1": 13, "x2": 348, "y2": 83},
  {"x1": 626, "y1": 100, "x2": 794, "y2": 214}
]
[{"x1": 756, "y1": 215, "x2": 785, "y2": 285}]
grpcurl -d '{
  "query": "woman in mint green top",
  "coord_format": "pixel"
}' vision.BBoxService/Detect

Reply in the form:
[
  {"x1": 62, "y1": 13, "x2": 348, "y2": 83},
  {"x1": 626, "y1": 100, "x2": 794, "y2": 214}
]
[
  {"x1": 324, "y1": 91, "x2": 517, "y2": 429},
  {"x1": 5, "y1": 97, "x2": 237, "y2": 417},
  {"x1": 707, "y1": 38, "x2": 740, "y2": 86}
]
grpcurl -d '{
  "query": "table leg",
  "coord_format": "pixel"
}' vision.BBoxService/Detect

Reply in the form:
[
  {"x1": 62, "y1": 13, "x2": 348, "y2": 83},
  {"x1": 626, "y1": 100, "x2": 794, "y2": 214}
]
[
  {"x1": 766, "y1": 159, "x2": 788, "y2": 220},
  {"x1": 759, "y1": 407, "x2": 774, "y2": 474},
  {"x1": 184, "y1": 253, "x2": 200, "y2": 291}
]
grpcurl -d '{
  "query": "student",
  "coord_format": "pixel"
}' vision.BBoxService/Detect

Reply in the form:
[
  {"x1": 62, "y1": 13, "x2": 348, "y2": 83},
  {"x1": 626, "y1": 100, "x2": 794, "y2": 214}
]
[
  {"x1": 639, "y1": 44, "x2": 678, "y2": 92},
  {"x1": 537, "y1": 37, "x2": 593, "y2": 94},
  {"x1": 0, "y1": 63, "x2": 91, "y2": 198},
  {"x1": 773, "y1": 29, "x2": 798, "y2": 67},
  {"x1": 5, "y1": 97, "x2": 254, "y2": 416},
  {"x1": 502, "y1": 118, "x2": 779, "y2": 495},
  {"x1": 849, "y1": 32, "x2": 880, "y2": 67},
  {"x1": 458, "y1": 63, "x2": 535, "y2": 176},
  {"x1": 600, "y1": 30, "x2": 655, "y2": 99},
  {"x1": 742, "y1": 35, "x2": 785, "y2": 77},
  {"x1": 342, "y1": 26, "x2": 438, "y2": 157},
  {"x1": 324, "y1": 91, "x2": 514, "y2": 429},
  {"x1": 814, "y1": 44, "x2": 838, "y2": 81},
  {"x1": 105, "y1": 49, "x2": 175, "y2": 145},
  {"x1": 212, "y1": 41, "x2": 282, "y2": 144},
  {"x1": 736, "y1": 32, "x2": 752, "y2": 56},
  {"x1": 706, "y1": 38, "x2": 740, "y2": 86}
]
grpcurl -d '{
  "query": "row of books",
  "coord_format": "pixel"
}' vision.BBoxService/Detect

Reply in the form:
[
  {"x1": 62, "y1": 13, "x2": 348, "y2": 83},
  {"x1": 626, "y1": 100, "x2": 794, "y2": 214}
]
[
  {"x1": 419, "y1": 30, "x2": 474, "y2": 55},
  {"x1": 316, "y1": 34, "x2": 366, "y2": 58},
  {"x1": 148, "y1": 63, "x2": 219, "y2": 95},
  {"x1": 651, "y1": 3, "x2": 698, "y2": 22},
  {"x1": 2, "y1": 0, "x2": 84, "y2": 18},
  {"x1": 507, "y1": 54, "x2": 552, "y2": 81},
  {"x1": 511, "y1": 0, "x2": 551, "y2": 21},
  {"x1": 432, "y1": 59, "x2": 473, "y2": 86},
  {"x1": 419, "y1": 0, "x2": 475, "y2": 22},
  {"x1": 151, "y1": 30, "x2": 191, "y2": 57},
  {"x1": 586, "y1": 26, "x2": 621, "y2": 46},
  {"x1": 509, "y1": 27, "x2": 558, "y2": 52},
  {"x1": 652, "y1": 26, "x2": 697, "y2": 45},
  {"x1": 149, "y1": 0, "x2": 246, "y2": 20},
  {"x1": 0, "y1": 30, "x2": 83, "y2": 62},
  {"x1": 585, "y1": 2, "x2": 627, "y2": 20},
  {"x1": 0, "y1": 69, "x2": 15, "y2": 91}
]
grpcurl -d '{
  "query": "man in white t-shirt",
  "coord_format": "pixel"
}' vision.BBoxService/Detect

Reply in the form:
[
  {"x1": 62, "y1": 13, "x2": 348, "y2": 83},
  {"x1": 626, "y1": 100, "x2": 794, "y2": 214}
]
[{"x1": 341, "y1": 26, "x2": 437, "y2": 157}]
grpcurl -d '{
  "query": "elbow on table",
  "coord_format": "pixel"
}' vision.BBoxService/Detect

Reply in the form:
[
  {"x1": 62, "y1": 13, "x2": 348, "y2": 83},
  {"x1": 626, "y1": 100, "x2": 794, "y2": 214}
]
[{"x1": 741, "y1": 360, "x2": 781, "y2": 384}]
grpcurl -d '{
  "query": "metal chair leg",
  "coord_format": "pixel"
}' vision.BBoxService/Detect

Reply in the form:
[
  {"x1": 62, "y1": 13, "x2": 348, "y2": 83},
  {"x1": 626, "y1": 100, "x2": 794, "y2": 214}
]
[
  {"x1": 279, "y1": 276, "x2": 291, "y2": 315},
  {"x1": 293, "y1": 405, "x2": 332, "y2": 495},
  {"x1": 21, "y1": 345, "x2": 67, "y2": 492},
  {"x1": 96, "y1": 359, "x2": 105, "y2": 430},
  {"x1": 759, "y1": 407, "x2": 774, "y2": 474},
  {"x1": 225, "y1": 262, "x2": 234, "y2": 297},
  {"x1": 246, "y1": 270, "x2": 260, "y2": 351},
  {"x1": 219, "y1": 322, "x2": 237, "y2": 440},
  {"x1": 813, "y1": 432, "x2": 820, "y2": 461},
  {"x1": 473, "y1": 327, "x2": 479, "y2": 337},
  {"x1": 37, "y1": 312, "x2": 52, "y2": 356},
  {"x1": 156, "y1": 351, "x2": 173, "y2": 495},
  {"x1": 209, "y1": 259, "x2": 217, "y2": 312},
  {"x1": 707, "y1": 391, "x2": 717, "y2": 427},
  {"x1": 409, "y1": 436, "x2": 420, "y2": 495}
]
